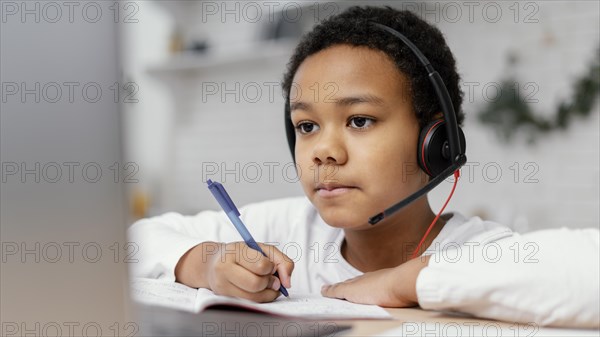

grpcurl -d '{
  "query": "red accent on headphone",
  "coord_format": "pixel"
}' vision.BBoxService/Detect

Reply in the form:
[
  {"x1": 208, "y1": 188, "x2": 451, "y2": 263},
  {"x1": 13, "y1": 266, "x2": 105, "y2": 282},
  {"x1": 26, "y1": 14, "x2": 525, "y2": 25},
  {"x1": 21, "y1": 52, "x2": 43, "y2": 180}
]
[{"x1": 420, "y1": 119, "x2": 444, "y2": 177}]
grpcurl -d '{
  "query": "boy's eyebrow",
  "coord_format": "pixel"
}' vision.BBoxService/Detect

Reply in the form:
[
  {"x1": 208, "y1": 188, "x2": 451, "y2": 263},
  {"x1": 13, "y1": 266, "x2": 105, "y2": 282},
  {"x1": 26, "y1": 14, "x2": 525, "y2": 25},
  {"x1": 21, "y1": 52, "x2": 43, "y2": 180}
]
[{"x1": 290, "y1": 94, "x2": 385, "y2": 114}]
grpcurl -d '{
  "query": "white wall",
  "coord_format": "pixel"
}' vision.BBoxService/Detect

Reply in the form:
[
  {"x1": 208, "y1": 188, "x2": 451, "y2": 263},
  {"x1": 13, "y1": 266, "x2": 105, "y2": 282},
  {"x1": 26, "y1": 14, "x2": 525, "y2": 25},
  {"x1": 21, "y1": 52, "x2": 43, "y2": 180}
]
[
  {"x1": 430, "y1": 1, "x2": 600, "y2": 230},
  {"x1": 123, "y1": 1, "x2": 599, "y2": 231}
]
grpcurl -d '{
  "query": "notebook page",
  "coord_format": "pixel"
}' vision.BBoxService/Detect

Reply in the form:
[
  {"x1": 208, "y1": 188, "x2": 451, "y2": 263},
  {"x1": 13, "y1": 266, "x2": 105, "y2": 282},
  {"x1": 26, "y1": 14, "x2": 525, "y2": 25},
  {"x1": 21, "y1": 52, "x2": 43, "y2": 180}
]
[
  {"x1": 253, "y1": 294, "x2": 392, "y2": 319},
  {"x1": 195, "y1": 288, "x2": 392, "y2": 320},
  {"x1": 130, "y1": 278, "x2": 198, "y2": 312},
  {"x1": 131, "y1": 278, "x2": 392, "y2": 320}
]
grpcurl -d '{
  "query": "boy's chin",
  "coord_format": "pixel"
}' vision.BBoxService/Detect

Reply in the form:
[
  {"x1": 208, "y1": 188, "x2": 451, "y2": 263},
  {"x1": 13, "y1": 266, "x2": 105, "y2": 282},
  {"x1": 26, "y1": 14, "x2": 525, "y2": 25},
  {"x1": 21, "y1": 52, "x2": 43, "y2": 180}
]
[{"x1": 317, "y1": 208, "x2": 370, "y2": 229}]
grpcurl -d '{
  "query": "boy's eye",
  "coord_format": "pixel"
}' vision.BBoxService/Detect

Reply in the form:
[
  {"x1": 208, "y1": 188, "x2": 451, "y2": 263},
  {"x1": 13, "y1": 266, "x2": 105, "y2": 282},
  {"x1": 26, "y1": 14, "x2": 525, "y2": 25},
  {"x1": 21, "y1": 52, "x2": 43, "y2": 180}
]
[
  {"x1": 295, "y1": 121, "x2": 320, "y2": 134},
  {"x1": 348, "y1": 116, "x2": 375, "y2": 129},
  {"x1": 294, "y1": 117, "x2": 374, "y2": 134}
]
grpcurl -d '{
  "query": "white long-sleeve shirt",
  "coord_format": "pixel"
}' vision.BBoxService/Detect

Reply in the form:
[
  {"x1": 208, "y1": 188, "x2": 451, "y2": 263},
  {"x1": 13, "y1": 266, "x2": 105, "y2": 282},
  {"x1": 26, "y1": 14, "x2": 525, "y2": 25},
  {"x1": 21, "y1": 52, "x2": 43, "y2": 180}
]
[
  {"x1": 128, "y1": 196, "x2": 511, "y2": 294},
  {"x1": 128, "y1": 196, "x2": 598, "y2": 328},
  {"x1": 417, "y1": 227, "x2": 600, "y2": 328}
]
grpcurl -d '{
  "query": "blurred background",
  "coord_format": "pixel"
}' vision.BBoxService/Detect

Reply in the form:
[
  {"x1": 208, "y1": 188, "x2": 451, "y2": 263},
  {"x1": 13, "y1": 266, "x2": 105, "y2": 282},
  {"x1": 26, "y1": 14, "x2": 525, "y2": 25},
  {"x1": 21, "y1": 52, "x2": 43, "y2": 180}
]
[{"x1": 121, "y1": 0, "x2": 599, "y2": 231}]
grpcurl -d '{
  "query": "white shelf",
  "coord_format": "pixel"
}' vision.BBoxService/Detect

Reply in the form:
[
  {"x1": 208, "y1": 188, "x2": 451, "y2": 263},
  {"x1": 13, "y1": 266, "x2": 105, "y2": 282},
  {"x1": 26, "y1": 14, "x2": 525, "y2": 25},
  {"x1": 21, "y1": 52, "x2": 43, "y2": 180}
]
[{"x1": 147, "y1": 39, "x2": 297, "y2": 74}]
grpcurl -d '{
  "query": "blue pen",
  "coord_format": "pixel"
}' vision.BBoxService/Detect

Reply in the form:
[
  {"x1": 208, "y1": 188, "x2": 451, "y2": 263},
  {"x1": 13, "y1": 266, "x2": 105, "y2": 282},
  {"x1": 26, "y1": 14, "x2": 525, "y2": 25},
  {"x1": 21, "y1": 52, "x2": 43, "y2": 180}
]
[{"x1": 206, "y1": 179, "x2": 289, "y2": 297}]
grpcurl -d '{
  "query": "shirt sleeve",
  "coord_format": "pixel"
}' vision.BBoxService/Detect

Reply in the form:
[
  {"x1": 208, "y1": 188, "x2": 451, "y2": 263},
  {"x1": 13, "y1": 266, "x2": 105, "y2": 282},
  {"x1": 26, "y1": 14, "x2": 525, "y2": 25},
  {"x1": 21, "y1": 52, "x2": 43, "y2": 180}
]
[
  {"x1": 126, "y1": 197, "x2": 307, "y2": 281},
  {"x1": 416, "y1": 228, "x2": 600, "y2": 328},
  {"x1": 127, "y1": 210, "x2": 237, "y2": 281}
]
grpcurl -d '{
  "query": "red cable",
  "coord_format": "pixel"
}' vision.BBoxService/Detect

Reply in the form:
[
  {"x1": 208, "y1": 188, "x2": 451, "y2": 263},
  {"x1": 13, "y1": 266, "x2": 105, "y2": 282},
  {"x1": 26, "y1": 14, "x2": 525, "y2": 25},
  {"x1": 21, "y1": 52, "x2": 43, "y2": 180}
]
[{"x1": 411, "y1": 170, "x2": 461, "y2": 259}]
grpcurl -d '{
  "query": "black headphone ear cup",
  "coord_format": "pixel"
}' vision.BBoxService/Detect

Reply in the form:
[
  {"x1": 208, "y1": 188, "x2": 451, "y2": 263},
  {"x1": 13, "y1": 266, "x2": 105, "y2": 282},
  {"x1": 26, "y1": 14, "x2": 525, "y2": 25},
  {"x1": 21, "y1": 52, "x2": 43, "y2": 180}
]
[
  {"x1": 284, "y1": 101, "x2": 296, "y2": 162},
  {"x1": 418, "y1": 121, "x2": 466, "y2": 177}
]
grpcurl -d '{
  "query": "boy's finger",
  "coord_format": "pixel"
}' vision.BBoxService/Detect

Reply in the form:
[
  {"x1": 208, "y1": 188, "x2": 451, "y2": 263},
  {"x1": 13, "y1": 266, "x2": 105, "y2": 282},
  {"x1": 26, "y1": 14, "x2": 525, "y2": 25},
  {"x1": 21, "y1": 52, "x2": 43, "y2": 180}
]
[
  {"x1": 227, "y1": 264, "x2": 276, "y2": 293},
  {"x1": 321, "y1": 282, "x2": 349, "y2": 300},
  {"x1": 267, "y1": 276, "x2": 281, "y2": 291},
  {"x1": 257, "y1": 243, "x2": 295, "y2": 289},
  {"x1": 235, "y1": 248, "x2": 275, "y2": 276},
  {"x1": 223, "y1": 279, "x2": 280, "y2": 303}
]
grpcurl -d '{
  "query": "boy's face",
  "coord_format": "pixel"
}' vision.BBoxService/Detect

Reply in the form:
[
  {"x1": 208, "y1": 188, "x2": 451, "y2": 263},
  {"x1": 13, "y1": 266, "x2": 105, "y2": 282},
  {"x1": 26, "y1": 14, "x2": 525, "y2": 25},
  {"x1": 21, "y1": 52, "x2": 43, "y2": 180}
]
[{"x1": 290, "y1": 44, "x2": 429, "y2": 229}]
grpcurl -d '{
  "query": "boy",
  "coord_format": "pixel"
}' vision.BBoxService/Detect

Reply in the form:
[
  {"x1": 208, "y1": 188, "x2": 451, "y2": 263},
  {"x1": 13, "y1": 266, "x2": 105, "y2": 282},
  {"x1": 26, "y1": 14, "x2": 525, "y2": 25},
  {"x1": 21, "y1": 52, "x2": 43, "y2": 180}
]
[{"x1": 129, "y1": 6, "x2": 512, "y2": 303}]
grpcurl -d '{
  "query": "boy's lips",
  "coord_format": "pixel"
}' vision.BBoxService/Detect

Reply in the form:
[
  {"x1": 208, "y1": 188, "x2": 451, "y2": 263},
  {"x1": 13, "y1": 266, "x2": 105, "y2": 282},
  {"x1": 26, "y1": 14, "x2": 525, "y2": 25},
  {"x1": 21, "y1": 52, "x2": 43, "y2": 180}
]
[{"x1": 314, "y1": 183, "x2": 357, "y2": 198}]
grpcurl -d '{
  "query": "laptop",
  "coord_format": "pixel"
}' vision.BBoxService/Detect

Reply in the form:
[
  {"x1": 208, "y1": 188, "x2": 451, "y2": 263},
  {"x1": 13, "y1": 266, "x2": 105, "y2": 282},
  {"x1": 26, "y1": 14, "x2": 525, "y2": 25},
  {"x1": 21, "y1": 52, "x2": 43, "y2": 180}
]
[{"x1": 1, "y1": 4, "x2": 132, "y2": 333}]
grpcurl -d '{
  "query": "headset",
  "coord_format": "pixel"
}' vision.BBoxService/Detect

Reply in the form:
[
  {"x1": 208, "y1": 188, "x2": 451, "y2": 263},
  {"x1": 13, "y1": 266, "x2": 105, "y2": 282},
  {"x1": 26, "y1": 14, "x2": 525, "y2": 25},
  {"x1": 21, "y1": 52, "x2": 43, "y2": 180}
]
[{"x1": 284, "y1": 21, "x2": 467, "y2": 225}]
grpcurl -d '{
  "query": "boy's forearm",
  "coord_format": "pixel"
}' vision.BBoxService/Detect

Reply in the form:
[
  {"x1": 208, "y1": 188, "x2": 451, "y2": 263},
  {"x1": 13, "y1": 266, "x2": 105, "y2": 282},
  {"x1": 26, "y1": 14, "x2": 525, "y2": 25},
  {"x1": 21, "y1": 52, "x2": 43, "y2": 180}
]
[
  {"x1": 175, "y1": 241, "x2": 222, "y2": 289},
  {"x1": 389, "y1": 254, "x2": 431, "y2": 305}
]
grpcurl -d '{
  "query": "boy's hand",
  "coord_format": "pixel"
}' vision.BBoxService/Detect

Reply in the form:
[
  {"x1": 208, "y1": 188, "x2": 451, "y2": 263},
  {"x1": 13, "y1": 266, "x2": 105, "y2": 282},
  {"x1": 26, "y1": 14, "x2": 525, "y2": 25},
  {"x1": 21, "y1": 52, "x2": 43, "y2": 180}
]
[
  {"x1": 177, "y1": 241, "x2": 294, "y2": 303},
  {"x1": 321, "y1": 255, "x2": 431, "y2": 307}
]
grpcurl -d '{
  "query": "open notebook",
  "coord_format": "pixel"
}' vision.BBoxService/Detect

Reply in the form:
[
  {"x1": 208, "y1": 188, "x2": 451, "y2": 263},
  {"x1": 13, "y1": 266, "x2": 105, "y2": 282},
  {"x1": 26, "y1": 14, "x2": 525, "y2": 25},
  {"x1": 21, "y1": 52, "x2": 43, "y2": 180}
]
[{"x1": 130, "y1": 278, "x2": 392, "y2": 320}]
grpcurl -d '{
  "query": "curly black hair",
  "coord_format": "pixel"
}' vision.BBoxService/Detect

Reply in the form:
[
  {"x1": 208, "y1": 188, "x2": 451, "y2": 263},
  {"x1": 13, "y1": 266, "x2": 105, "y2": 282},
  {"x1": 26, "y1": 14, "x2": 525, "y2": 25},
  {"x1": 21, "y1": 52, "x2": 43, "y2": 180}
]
[{"x1": 281, "y1": 6, "x2": 464, "y2": 129}]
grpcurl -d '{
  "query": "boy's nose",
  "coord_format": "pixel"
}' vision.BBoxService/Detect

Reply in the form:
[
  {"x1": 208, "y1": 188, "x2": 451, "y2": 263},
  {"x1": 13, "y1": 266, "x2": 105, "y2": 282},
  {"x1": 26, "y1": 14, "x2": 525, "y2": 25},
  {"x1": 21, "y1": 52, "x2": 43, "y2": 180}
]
[{"x1": 312, "y1": 130, "x2": 348, "y2": 165}]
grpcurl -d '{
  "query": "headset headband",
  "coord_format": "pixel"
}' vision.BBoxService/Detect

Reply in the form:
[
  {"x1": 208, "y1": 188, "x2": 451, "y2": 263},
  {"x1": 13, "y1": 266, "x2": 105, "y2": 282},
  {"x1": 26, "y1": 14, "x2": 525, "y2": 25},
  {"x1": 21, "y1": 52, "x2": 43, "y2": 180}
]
[{"x1": 369, "y1": 22, "x2": 464, "y2": 163}]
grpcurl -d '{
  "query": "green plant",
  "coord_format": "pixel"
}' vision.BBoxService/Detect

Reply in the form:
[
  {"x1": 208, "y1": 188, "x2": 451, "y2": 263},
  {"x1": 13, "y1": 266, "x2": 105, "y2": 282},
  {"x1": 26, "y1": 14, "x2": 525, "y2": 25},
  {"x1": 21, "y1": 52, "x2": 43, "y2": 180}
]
[{"x1": 478, "y1": 50, "x2": 599, "y2": 143}]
